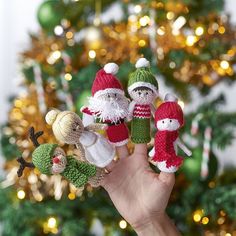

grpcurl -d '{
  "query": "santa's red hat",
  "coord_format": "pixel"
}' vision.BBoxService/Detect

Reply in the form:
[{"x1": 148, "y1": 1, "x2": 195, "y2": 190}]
[
  {"x1": 92, "y1": 63, "x2": 124, "y2": 98},
  {"x1": 155, "y1": 94, "x2": 184, "y2": 127}
]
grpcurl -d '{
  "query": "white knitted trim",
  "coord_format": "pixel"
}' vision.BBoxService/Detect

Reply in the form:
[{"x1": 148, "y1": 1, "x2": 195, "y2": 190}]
[
  {"x1": 157, "y1": 161, "x2": 178, "y2": 173},
  {"x1": 94, "y1": 88, "x2": 124, "y2": 98},
  {"x1": 128, "y1": 82, "x2": 158, "y2": 96},
  {"x1": 110, "y1": 138, "x2": 129, "y2": 147},
  {"x1": 87, "y1": 149, "x2": 116, "y2": 168}
]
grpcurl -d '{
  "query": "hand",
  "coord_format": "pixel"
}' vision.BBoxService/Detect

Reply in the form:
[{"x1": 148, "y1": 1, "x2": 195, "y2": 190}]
[{"x1": 101, "y1": 144, "x2": 181, "y2": 236}]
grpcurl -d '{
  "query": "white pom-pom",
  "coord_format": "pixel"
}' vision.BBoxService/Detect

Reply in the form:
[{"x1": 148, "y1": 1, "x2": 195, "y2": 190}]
[
  {"x1": 45, "y1": 109, "x2": 60, "y2": 125},
  {"x1": 104, "y1": 63, "x2": 119, "y2": 75},
  {"x1": 135, "y1": 58, "x2": 150, "y2": 68},
  {"x1": 164, "y1": 93, "x2": 178, "y2": 102}
]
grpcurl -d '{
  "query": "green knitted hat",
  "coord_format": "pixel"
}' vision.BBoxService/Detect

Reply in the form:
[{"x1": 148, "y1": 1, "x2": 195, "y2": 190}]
[
  {"x1": 32, "y1": 143, "x2": 58, "y2": 175},
  {"x1": 128, "y1": 58, "x2": 159, "y2": 96}
]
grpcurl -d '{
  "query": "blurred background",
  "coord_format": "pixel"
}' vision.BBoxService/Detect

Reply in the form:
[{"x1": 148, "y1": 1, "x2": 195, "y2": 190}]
[{"x1": 0, "y1": 0, "x2": 236, "y2": 235}]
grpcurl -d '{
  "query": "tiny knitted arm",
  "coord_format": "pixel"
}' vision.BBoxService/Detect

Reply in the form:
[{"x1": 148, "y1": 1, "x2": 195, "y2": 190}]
[
  {"x1": 85, "y1": 123, "x2": 108, "y2": 132},
  {"x1": 74, "y1": 143, "x2": 86, "y2": 161},
  {"x1": 73, "y1": 144, "x2": 86, "y2": 162},
  {"x1": 81, "y1": 108, "x2": 95, "y2": 127},
  {"x1": 150, "y1": 103, "x2": 156, "y2": 117},
  {"x1": 148, "y1": 147, "x2": 155, "y2": 157},
  {"x1": 176, "y1": 138, "x2": 192, "y2": 156},
  {"x1": 127, "y1": 100, "x2": 136, "y2": 121}
]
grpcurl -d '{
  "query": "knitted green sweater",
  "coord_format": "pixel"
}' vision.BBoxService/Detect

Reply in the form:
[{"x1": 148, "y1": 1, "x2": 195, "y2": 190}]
[{"x1": 62, "y1": 156, "x2": 97, "y2": 188}]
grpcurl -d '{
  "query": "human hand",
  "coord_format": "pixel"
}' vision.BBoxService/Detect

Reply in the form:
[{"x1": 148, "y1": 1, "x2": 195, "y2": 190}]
[{"x1": 101, "y1": 144, "x2": 181, "y2": 236}]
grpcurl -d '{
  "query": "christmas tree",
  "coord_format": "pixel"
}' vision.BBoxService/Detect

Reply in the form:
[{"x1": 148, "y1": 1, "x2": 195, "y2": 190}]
[{"x1": 1, "y1": 0, "x2": 236, "y2": 235}]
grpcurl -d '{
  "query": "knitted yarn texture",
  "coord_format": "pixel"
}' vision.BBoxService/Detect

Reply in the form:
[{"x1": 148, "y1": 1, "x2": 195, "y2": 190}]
[
  {"x1": 32, "y1": 143, "x2": 58, "y2": 175},
  {"x1": 62, "y1": 156, "x2": 97, "y2": 188}
]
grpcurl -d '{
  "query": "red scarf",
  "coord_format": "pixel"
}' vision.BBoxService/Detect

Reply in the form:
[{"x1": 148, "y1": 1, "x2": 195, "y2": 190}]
[{"x1": 153, "y1": 130, "x2": 183, "y2": 168}]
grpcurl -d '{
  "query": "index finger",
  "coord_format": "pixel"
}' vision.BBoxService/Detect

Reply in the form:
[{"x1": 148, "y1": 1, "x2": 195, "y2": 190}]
[{"x1": 116, "y1": 145, "x2": 129, "y2": 159}]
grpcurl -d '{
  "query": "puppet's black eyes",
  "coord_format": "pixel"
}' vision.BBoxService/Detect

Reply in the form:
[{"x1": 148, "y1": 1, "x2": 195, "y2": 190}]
[
  {"x1": 162, "y1": 120, "x2": 165, "y2": 123},
  {"x1": 138, "y1": 92, "x2": 141, "y2": 95},
  {"x1": 146, "y1": 92, "x2": 148, "y2": 95},
  {"x1": 73, "y1": 129, "x2": 76, "y2": 131},
  {"x1": 107, "y1": 94, "x2": 110, "y2": 98},
  {"x1": 170, "y1": 120, "x2": 172, "y2": 122},
  {"x1": 114, "y1": 93, "x2": 117, "y2": 97}
]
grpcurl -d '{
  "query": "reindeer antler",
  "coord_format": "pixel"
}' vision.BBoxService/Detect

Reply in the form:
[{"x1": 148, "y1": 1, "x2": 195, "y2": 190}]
[
  {"x1": 29, "y1": 127, "x2": 44, "y2": 147},
  {"x1": 17, "y1": 157, "x2": 35, "y2": 177}
]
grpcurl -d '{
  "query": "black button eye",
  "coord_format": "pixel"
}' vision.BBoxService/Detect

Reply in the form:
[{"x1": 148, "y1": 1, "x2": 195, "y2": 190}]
[
  {"x1": 162, "y1": 120, "x2": 165, "y2": 124},
  {"x1": 170, "y1": 120, "x2": 172, "y2": 122},
  {"x1": 114, "y1": 93, "x2": 117, "y2": 97},
  {"x1": 107, "y1": 94, "x2": 110, "y2": 98},
  {"x1": 146, "y1": 92, "x2": 148, "y2": 95},
  {"x1": 138, "y1": 92, "x2": 141, "y2": 95}
]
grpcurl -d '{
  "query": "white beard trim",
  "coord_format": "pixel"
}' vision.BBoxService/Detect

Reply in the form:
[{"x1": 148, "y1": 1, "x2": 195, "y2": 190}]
[{"x1": 88, "y1": 96, "x2": 129, "y2": 123}]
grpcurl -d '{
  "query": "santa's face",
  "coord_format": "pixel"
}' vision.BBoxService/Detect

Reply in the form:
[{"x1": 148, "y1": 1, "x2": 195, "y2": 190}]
[
  {"x1": 88, "y1": 92, "x2": 129, "y2": 123},
  {"x1": 51, "y1": 147, "x2": 67, "y2": 174},
  {"x1": 156, "y1": 118, "x2": 180, "y2": 131},
  {"x1": 129, "y1": 87, "x2": 155, "y2": 104}
]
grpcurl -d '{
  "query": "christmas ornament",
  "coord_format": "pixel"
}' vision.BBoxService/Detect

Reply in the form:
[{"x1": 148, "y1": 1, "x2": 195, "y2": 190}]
[
  {"x1": 17, "y1": 127, "x2": 100, "y2": 188},
  {"x1": 45, "y1": 109, "x2": 115, "y2": 168},
  {"x1": 37, "y1": 0, "x2": 64, "y2": 31},
  {"x1": 149, "y1": 94, "x2": 192, "y2": 172},
  {"x1": 81, "y1": 63, "x2": 129, "y2": 147},
  {"x1": 128, "y1": 58, "x2": 158, "y2": 144}
]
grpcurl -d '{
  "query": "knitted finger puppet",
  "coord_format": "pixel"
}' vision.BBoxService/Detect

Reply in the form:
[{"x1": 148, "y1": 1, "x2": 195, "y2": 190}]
[
  {"x1": 45, "y1": 109, "x2": 115, "y2": 168},
  {"x1": 128, "y1": 58, "x2": 159, "y2": 144},
  {"x1": 81, "y1": 62, "x2": 129, "y2": 147},
  {"x1": 17, "y1": 127, "x2": 98, "y2": 188},
  {"x1": 149, "y1": 94, "x2": 192, "y2": 173}
]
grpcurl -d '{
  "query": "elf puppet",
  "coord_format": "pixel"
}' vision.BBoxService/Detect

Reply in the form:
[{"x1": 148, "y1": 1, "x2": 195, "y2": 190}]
[
  {"x1": 149, "y1": 94, "x2": 192, "y2": 172},
  {"x1": 81, "y1": 63, "x2": 129, "y2": 154},
  {"x1": 128, "y1": 58, "x2": 159, "y2": 144}
]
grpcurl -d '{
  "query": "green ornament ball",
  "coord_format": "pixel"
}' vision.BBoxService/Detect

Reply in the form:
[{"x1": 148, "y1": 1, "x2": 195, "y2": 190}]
[
  {"x1": 180, "y1": 147, "x2": 218, "y2": 182},
  {"x1": 37, "y1": 0, "x2": 64, "y2": 31},
  {"x1": 76, "y1": 90, "x2": 91, "y2": 113}
]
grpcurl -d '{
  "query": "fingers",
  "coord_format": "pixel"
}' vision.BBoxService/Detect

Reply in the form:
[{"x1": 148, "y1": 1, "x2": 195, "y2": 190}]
[
  {"x1": 134, "y1": 144, "x2": 147, "y2": 156},
  {"x1": 158, "y1": 172, "x2": 175, "y2": 188},
  {"x1": 116, "y1": 145, "x2": 129, "y2": 159}
]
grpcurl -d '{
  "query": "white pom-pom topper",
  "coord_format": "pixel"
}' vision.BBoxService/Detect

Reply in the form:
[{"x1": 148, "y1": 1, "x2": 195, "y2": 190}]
[
  {"x1": 104, "y1": 63, "x2": 119, "y2": 75},
  {"x1": 164, "y1": 93, "x2": 178, "y2": 102},
  {"x1": 135, "y1": 58, "x2": 150, "y2": 68}
]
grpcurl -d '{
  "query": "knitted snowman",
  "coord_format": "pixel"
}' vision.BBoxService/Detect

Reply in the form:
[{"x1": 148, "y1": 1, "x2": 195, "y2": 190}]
[
  {"x1": 81, "y1": 63, "x2": 129, "y2": 147},
  {"x1": 149, "y1": 94, "x2": 192, "y2": 173},
  {"x1": 128, "y1": 58, "x2": 159, "y2": 144},
  {"x1": 45, "y1": 109, "x2": 115, "y2": 168}
]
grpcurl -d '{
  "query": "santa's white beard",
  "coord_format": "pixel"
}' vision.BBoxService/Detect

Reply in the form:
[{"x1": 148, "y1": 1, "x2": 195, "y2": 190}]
[{"x1": 88, "y1": 96, "x2": 129, "y2": 123}]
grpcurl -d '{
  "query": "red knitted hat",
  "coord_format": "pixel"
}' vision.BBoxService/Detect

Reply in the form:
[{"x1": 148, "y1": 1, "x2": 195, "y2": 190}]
[
  {"x1": 155, "y1": 94, "x2": 184, "y2": 127},
  {"x1": 92, "y1": 63, "x2": 124, "y2": 97}
]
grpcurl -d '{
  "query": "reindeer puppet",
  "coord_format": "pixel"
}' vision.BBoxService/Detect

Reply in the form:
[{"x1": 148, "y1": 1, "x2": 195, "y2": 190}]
[{"x1": 17, "y1": 127, "x2": 103, "y2": 188}]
